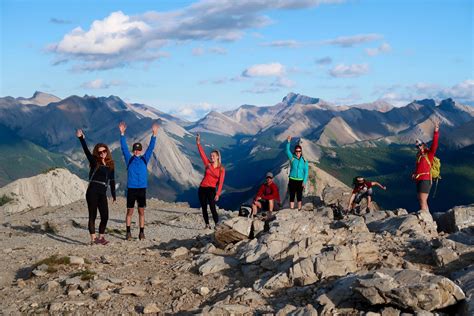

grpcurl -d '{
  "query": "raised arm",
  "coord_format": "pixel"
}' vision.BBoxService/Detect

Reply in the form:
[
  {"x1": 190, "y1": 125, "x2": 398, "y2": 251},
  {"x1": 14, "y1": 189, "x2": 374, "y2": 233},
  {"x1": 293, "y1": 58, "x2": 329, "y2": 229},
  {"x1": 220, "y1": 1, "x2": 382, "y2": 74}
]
[
  {"x1": 76, "y1": 129, "x2": 94, "y2": 164},
  {"x1": 196, "y1": 133, "x2": 210, "y2": 166},
  {"x1": 285, "y1": 136, "x2": 293, "y2": 160},
  {"x1": 429, "y1": 121, "x2": 440, "y2": 158},
  {"x1": 119, "y1": 122, "x2": 132, "y2": 163}
]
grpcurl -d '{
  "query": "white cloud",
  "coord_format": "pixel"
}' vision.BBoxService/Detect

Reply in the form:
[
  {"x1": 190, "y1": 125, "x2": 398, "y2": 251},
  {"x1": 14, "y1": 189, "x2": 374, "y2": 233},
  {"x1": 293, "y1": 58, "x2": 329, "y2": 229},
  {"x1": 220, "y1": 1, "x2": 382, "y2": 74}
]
[
  {"x1": 261, "y1": 40, "x2": 301, "y2": 48},
  {"x1": 169, "y1": 102, "x2": 219, "y2": 121},
  {"x1": 329, "y1": 63, "x2": 369, "y2": 78},
  {"x1": 80, "y1": 79, "x2": 124, "y2": 89},
  {"x1": 50, "y1": 0, "x2": 343, "y2": 71},
  {"x1": 193, "y1": 46, "x2": 227, "y2": 56},
  {"x1": 322, "y1": 33, "x2": 383, "y2": 47},
  {"x1": 366, "y1": 42, "x2": 391, "y2": 56},
  {"x1": 271, "y1": 77, "x2": 295, "y2": 88},
  {"x1": 242, "y1": 63, "x2": 285, "y2": 77}
]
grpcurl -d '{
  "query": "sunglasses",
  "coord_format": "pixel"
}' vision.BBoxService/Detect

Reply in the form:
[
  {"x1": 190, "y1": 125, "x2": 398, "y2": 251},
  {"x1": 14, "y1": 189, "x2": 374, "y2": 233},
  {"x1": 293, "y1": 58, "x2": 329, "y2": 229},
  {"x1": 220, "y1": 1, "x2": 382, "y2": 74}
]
[
  {"x1": 98, "y1": 150, "x2": 107, "y2": 155},
  {"x1": 295, "y1": 150, "x2": 302, "y2": 153},
  {"x1": 416, "y1": 144, "x2": 423, "y2": 148}
]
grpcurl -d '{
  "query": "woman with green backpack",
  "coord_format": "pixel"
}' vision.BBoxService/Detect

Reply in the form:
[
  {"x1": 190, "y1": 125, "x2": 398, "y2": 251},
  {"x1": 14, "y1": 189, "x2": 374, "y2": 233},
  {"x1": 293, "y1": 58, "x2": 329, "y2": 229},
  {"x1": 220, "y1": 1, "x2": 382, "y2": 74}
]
[
  {"x1": 286, "y1": 136, "x2": 309, "y2": 211},
  {"x1": 412, "y1": 121, "x2": 440, "y2": 212}
]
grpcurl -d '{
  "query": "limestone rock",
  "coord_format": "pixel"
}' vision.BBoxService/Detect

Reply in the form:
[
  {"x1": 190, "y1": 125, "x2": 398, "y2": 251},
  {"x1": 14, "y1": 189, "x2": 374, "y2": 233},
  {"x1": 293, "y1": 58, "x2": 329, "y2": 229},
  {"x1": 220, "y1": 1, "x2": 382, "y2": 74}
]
[
  {"x1": 0, "y1": 168, "x2": 88, "y2": 214},
  {"x1": 314, "y1": 245, "x2": 357, "y2": 279},
  {"x1": 433, "y1": 247, "x2": 458, "y2": 267},
  {"x1": 171, "y1": 246, "x2": 189, "y2": 258},
  {"x1": 41, "y1": 280, "x2": 60, "y2": 292},
  {"x1": 215, "y1": 217, "x2": 252, "y2": 247},
  {"x1": 354, "y1": 269, "x2": 465, "y2": 311},
  {"x1": 433, "y1": 205, "x2": 474, "y2": 233},
  {"x1": 119, "y1": 286, "x2": 146, "y2": 297},
  {"x1": 367, "y1": 211, "x2": 438, "y2": 238},
  {"x1": 203, "y1": 304, "x2": 252, "y2": 315},
  {"x1": 198, "y1": 286, "x2": 210, "y2": 296},
  {"x1": 143, "y1": 303, "x2": 161, "y2": 314},
  {"x1": 198, "y1": 255, "x2": 239, "y2": 276},
  {"x1": 69, "y1": 256, "x2": 84, "y2": 265},
  {"x1": 93, "y1": 291, "x2": 111, "y2": 302},
  {"x1": 451, "y1": 265, "x2": 474, "y2": 316}
]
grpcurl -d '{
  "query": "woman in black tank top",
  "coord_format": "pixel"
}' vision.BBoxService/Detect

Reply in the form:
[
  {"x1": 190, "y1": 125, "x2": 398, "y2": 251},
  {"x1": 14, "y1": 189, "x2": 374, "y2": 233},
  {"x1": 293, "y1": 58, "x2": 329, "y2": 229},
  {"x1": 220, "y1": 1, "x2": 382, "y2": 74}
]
[{"x1": 77, "y1": 129, "x2": 116, "y2": 245}]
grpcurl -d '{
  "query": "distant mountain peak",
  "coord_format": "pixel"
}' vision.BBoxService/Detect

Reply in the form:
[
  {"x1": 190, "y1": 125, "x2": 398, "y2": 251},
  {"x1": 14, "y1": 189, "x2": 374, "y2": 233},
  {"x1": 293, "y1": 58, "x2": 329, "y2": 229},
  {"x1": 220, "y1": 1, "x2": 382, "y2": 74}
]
[
  {"x1": 414, "y1": 99, "x2": 436, "y2": 107},
  {"x1": 438, "y1": 98, "x2": 456, "y2": 111},
  {"x1": 19, "y1": 91, "x2": 61, "y2": 106},
  {"x1": 282, "y1": 92, "x2": 320, "y2": 106}
]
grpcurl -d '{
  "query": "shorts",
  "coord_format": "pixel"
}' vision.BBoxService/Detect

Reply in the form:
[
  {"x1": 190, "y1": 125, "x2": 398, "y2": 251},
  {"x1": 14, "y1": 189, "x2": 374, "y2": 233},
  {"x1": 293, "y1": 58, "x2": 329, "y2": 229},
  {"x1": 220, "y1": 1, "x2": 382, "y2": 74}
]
[
  {"x1": 416, "y1": 180, "x2": 432, "y2": 194},
  {"x1": 354, "y1": 188, "x2": 373, "y2": 204},
  {"x1": 126, "y1": 188, "x2": 147, "y2": 208},
  {"x1": 260, "y1": 199, "x2": 270, "y2": 211}
]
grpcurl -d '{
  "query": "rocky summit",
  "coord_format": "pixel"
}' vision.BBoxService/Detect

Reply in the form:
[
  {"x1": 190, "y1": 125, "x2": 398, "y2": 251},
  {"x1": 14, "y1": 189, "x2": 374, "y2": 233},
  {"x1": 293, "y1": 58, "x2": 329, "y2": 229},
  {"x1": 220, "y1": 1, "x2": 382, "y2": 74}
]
[{"x1": 0, "y1": 188, "x2": 473, "y2": 315}]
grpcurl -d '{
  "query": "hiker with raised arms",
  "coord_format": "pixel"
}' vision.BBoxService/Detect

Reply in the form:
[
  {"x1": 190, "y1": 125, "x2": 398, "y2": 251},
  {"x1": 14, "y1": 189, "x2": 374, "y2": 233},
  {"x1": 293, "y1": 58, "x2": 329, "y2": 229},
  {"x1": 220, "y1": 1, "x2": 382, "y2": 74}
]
[
  {"x1": 347, "y1": 176, "x2": 386, "y2": 214},
  {"x1": 412, "y1": 121, "x2": 440, "y2": 212},
  {"x1": 286, "y1": 136, "x2": 309, "y2": 211},
  {"x1": 196, "y1": 133, "x2": 225, "y2": 229},
  {"x1": 76, "y1": 129, "x2": 116, "y2": 245},
  {"x1": 119, "y1": 121, "x2": 158, "y2": 240}
]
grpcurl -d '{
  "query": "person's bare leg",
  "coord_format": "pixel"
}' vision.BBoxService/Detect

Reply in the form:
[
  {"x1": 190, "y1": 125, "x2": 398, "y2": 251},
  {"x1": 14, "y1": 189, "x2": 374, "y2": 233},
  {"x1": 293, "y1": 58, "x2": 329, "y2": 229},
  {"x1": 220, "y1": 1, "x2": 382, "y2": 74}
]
[
  {"x1": 268, "y1": 200, "x2": 274, "y2": 218},
  {"x1": 367, "y1": 196, "x2": 372, "y2": 212},
  {"x1": 138, "y1": 208, "x2": 145, "y2": 228},
  {"x1": 297, "y1": 201, "x2": 302, "y2": 210},
  {"x1": 126, "y1": 208, "x2": 134, "y2": 226},
  {"x1": 290, "y1": 201, "x2": 295, "y2": 209},
  {"x1": 252, "y1": 201, "x2": 261, "y2": 217},
  {"x1": 418, "y1": 193, "x2": 429, "y2": 211},
  {"x1": 90, "y1": 233, "x2": 96, "y2": 243}
]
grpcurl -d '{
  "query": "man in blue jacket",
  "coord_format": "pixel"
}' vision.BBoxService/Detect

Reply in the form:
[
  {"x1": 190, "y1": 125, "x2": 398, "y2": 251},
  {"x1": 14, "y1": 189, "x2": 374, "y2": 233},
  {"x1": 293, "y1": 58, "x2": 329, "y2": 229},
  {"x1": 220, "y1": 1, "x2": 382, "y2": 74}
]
[{"x1": 119, "y1": 121, "x2": 158, "y2": 240}]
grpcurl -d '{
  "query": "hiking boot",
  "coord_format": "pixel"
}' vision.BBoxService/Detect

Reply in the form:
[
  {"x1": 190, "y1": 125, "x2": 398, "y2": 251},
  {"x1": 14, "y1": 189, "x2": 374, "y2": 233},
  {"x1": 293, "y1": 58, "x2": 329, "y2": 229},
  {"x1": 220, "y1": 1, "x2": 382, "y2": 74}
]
[
  {"x1": 95, "y1": 237, "x2": 109, "y2": 245},
  {"x1": 139, "y1": 231, "x2": 145, "y2": 240},
  {"x1": 126, "y1": 231, "x2": 132, "y2": 241}
]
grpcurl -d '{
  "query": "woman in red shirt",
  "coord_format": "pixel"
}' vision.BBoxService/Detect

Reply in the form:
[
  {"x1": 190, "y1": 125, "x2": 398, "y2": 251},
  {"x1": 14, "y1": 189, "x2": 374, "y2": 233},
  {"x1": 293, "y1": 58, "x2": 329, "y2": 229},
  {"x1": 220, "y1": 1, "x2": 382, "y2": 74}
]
[
  {"x1": 412, "y1": 121, "x2": 439, "y2": 212},
  {"x1": 196, "y1": 133, "x2": 225, "y2": 229}
]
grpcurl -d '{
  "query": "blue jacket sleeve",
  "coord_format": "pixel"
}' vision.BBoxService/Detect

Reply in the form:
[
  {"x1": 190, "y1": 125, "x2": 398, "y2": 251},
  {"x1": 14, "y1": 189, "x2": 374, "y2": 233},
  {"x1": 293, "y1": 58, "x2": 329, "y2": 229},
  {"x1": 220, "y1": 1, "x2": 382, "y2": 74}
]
[
  {"x1": 144, "y1": 135, "x2": 156, "y2": 164},
  {"x1": 303, "y1": 160, "x2": 309, "y2": 184},
  {"x1": 120, "y1": 135, "x2": 132, "y2": 164},
  {"x1": 285, "y1": 141, "x2": 293, "y2": 160}
]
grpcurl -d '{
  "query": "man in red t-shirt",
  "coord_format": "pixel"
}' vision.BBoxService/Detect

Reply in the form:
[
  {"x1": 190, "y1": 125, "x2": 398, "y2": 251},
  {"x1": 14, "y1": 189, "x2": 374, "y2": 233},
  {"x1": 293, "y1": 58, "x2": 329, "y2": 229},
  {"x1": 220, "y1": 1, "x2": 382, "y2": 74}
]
[
  {"x1": 412, "y1": 121, "x2": 439, "y2": 212},
  {"x1": 347, "y1": 176, "x2": 386, "y2": 213},
  {"x1": 252, "y1": 172, "x2": 280, "y2": 218}
]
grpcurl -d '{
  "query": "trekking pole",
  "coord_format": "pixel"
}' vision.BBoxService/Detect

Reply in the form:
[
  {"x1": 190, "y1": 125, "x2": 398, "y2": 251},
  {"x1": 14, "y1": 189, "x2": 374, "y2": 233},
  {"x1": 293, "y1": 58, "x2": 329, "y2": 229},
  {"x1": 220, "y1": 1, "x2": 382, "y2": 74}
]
[{"x1": 432, "y1": 179, "x2": 439, "y2": 199}]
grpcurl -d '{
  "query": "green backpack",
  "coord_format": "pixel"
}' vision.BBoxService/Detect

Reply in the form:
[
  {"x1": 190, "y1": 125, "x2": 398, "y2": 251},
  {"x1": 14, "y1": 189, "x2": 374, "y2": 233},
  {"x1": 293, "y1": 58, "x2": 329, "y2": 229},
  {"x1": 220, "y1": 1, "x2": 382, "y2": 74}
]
[{"x1": 430, "y1": 156, "x2": 441, "y2": 180}]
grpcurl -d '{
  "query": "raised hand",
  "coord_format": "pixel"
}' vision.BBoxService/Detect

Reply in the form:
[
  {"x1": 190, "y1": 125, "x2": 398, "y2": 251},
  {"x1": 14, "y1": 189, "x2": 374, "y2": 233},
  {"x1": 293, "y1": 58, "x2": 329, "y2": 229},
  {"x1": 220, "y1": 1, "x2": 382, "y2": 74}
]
[
  {"x1": 434, "y1": 120, "x2": 440, "y2": 132},
  {"x1": 152, "y1": 122, "x2": 159, "y2": 136},
  {"x1": 119, "y1": 122, "x2": 127, "y2": 135},
  {"x1": 287, "y1": 136, "x2": 292, "y2": 142},
  {"x1": 76, "y1": 129, "x2": 84, "y2": 138},
  {"x1": 196, "y1": 133, "x2": 201, "y2": 145}
]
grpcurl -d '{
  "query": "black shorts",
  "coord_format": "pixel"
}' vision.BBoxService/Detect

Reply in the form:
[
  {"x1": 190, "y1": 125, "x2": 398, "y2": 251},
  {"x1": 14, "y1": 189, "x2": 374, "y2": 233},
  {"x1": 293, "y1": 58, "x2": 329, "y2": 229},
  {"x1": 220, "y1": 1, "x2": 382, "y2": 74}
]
[
  {"x1": 416, "y1": 180, "x2": 432, "y2": 194},
  {"x1": 354, "y1": 188, "x2": 373, "y2": 204},
  {"x1": 127, "y1": 188, "x2": 147, "y2": 208}
]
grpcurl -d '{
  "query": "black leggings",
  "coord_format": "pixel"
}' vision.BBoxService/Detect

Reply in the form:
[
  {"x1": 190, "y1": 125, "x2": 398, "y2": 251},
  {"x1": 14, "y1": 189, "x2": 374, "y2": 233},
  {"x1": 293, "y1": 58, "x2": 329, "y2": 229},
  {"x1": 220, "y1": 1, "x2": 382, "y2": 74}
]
[
  {"x1": 198, "y1": 186, "x2": 218, "y2": 225},
  {"x1": 288, "y1": 178, "x2": 304, "y2": 203},
  {"x1": 85, "y1": 184, "x2": 109, "y2": 234}
]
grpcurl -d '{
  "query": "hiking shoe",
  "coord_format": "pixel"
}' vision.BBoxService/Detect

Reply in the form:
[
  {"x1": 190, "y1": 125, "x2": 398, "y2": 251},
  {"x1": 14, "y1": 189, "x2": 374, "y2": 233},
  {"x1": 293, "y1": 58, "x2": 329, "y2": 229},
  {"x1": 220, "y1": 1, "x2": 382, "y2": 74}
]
[
  {"x1": 95, "y1": 237, "x2": 109, "y2": 245},
  {"x1": 90, "y1": 239, "x2": 96, "y2": 246},
  {"x1": 205, "y1": 224, "x2": 212, "y2": 230},
  {"x1": 139, "y1": 231, "x2": 145, "y2": 240},
  {"x1": 126, "y1": 232, "x2": 132, "y2": 241}
]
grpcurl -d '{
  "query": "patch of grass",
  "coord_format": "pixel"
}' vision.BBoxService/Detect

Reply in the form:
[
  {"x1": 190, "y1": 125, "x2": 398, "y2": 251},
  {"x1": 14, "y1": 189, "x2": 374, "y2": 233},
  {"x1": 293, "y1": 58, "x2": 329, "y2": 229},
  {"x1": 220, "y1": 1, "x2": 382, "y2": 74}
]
[
  {"x1": 105, "y1": 227, "x2": 126, "y2": 235},
  {"x1": 70, "y1": 269, "x2": 96, "y2": 281},
  {"x1": 33, "y1": 255, "x2": 70, "y2": 270},
  {"x1": 42, "y1": 167, "x2": 60, "y2": 174},
  {"x1": 0, "y1": 194, "x2": 13, "y2": 206},
  {"x1": 44, "y1": 221, "x2": 59, "y2": 234}
]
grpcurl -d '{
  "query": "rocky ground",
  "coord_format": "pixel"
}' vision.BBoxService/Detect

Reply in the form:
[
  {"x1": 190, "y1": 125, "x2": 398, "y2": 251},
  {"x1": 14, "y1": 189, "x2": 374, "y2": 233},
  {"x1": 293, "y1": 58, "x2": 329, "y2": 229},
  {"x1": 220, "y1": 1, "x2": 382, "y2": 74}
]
[{"x1": 0, "y1": 190, "x2": 473, "y2": 315}]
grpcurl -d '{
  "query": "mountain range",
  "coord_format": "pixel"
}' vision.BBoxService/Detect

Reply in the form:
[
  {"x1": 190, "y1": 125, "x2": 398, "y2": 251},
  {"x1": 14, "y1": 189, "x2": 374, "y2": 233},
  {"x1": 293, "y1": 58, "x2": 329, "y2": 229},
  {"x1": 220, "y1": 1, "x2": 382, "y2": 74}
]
[{"x1": 1, "y1": 91, "x2": 473, "y2": 212}]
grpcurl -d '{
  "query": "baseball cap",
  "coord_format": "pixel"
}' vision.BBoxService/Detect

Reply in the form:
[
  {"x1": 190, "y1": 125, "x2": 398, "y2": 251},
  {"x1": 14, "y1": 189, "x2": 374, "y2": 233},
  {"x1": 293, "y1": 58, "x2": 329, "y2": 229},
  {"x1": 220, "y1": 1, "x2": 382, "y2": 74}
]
[
  {"x1": 132, "y1": 142, "x2": 143, "y2": 151},
  {"x1": 266, "y1": 172, "x2": 273, "y2": 178}
]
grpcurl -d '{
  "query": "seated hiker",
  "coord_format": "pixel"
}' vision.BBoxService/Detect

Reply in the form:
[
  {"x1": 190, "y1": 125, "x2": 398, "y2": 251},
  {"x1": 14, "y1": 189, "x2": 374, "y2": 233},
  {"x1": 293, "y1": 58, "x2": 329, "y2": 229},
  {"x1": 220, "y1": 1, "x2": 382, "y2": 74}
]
[
  {"x1": 347, "y1": 176, "x2": 386, "y2": 213},
  {"x1": 252, "y1": 172, "x2": 281, "y2": 218}
]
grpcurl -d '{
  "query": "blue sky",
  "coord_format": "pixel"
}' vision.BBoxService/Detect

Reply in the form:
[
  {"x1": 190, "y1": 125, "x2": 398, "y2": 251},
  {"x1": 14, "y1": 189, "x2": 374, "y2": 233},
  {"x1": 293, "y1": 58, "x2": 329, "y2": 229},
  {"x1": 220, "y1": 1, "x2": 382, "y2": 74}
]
[{"x1": 1, "y1": 0, "x2": 473, "y2": 120}]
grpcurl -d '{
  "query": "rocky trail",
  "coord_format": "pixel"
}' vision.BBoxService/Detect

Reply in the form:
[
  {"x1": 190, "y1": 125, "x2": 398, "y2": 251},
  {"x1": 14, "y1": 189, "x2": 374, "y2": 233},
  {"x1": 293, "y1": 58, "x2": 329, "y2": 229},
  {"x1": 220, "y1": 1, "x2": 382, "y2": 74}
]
[{"x1": 0, "y1": 191, "x2": 473, "y2": 315}]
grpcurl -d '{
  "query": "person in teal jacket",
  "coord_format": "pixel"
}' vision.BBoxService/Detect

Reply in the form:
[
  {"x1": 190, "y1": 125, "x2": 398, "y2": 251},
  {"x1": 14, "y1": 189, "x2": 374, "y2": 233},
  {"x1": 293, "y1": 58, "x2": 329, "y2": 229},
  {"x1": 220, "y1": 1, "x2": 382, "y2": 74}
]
[{"x1": 286, "y1": 136, "x2": 309, "y2": 210}]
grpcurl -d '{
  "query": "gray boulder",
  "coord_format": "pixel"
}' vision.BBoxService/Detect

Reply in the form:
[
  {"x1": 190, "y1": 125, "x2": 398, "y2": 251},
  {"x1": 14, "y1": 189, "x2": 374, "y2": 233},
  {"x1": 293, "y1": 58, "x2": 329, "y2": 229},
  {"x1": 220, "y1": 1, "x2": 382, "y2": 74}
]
[{"x1": 433, "y1": 205, "x2": 474, "y2": 233}]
